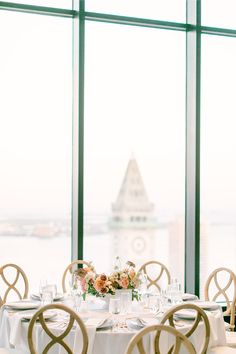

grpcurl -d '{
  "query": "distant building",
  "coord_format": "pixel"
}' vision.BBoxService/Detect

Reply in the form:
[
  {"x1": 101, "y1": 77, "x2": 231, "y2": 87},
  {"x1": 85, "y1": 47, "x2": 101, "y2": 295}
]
[{"x1": 109, "y1": 157, "x2": 157, "y2": 266}]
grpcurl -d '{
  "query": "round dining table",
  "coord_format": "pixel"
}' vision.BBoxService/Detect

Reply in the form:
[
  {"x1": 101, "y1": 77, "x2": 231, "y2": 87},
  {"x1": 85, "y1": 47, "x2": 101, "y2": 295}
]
[{"x1": 0, "y1": 296, "x2": 227, "y2": 354}]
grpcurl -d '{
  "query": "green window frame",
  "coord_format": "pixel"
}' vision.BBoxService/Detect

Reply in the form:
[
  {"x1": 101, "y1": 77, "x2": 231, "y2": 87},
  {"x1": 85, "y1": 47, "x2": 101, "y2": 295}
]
[{"x1": 1, "y1": 0, "x2": 236, "y2": 296}]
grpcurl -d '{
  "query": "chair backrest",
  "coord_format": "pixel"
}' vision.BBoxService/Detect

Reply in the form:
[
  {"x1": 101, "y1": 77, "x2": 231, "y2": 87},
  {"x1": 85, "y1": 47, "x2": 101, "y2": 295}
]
[
  {"x1": 138, "y1": 260, "x2": 171, "y2": 291},
  {"x1": 159, "y1": 303, "x2": 210, "y2": 354},
  {"x1": 28, "y1": 303, "x2": 88, "y2": 354},
  {"x1": 204, "y1": 267, "x2": 236, "y2": 330},
  {"x1": 125, "y1": 324, "x2": 196, "y2": 354},
  {"x1": 62, "y1": 260, "x2": 91, "y2": 293},
  {"x1": 0, "y1": 263, "x2": 29, "y2": 304}
]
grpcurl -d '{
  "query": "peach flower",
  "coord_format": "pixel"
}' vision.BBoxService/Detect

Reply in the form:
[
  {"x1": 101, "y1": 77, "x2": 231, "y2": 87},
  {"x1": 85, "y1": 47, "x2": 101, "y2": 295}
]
[
  {"x1": 80, "y1": 278, "x2": 88, "y2": 292},
  {"x1": 100, "y1": 274, "x2": 107, "y2": 281},
  {"x1": 119, "y1": 274, "x2": 129, "y2": 289},
  {"x1": 94, "y1": 277, "x2": 105, "y2": 292},
  {"x1": 100, "y1": 287, "x2": 108, "y2": 294}
]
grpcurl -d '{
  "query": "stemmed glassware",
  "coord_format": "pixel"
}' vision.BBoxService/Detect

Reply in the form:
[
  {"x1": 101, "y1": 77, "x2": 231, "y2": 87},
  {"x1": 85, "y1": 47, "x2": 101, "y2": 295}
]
[
  {"x1": 109, "y1": 298, "x2": 121, "y2": 331},
  {"x1": 68, "y1": 272, "x2": 83, "y2": 311},
  {"x1": 39, "y1": 280, "x2": 57, "y2": 306},
  {"x1": 137, "y1": 270, "x2": 148, "y2": 307},
  {"x1": 169, "y1": 278, "x2": 182, "y2": 304},
  {"x1": 149, "y1": 293, "x2": 161, "y2": 315}
]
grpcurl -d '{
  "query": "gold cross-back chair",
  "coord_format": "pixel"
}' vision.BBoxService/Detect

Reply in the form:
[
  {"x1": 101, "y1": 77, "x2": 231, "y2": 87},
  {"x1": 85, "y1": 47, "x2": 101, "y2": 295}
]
[
  {"x1": 125, "y1": 324, "x2": 196, "y2": 354},
  {"x1": 138, "y1": 260, "x2": 171, "y2": 292},
  {"x1": 204, "y1": 267, "x2": 236, "y2": 331},
  {"x1": 28, "y1": 303, "x2": 88, "y2": 354},
  {"x1": 62, "y1": 260, "x2": 91, "y2": 294},
  {"x1": 0, "y1": 263, "x2": 29, "y2": 305}
]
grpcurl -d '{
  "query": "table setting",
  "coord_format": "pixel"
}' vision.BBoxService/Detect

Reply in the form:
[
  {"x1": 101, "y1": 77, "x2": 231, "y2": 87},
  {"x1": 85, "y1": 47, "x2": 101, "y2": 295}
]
[{"x1": 0, "y1": 260, "x2": 227, "y2": 354}]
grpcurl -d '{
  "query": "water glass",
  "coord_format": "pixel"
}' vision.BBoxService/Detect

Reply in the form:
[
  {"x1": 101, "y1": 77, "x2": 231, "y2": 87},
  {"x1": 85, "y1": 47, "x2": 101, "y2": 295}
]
[
  {"x1": 149, "y1": 294, "x2": 161, "y2": 314},
  {"x1": 138, "y1": 271, "x2": 148, "y2": 294},
  {"x1": 42, "y1": 284, "x2": 57, "y2": 299},
  {"x1": 39, "y1": 279, "x2": 48, "y2": 296},
  {"x1": 71, "y1": 288, "x2": 82, "y2": 312},
  {"x1": 109, "y1": 298, "x2": 121, "y2": 315},
  {"x1": 160, "y1": 289, "x2": 169, "y2": 311},
  {"x1": 109, "y1": 298, "x2": 121, "y2": 332},
  {"x1": 79, "y1": 300, "x2": 88, "y2": 313},
  {"x1": 41, "y1": 291, "x2": 53, "y2": 306},
  {"x1": 120, "y1": 293, "x2": 131, "y2": 314},
  {"x1": 169, "y1": 279, "x2": 182, "y2": 304}
]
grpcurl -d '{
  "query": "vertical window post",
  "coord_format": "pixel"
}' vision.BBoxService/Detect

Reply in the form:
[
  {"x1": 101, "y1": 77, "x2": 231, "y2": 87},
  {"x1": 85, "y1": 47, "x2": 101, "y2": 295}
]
[
  {"x1": 185, "y1": 0, "x2": 201, "y2": 295},
  {"x1": 72, "y1": 0, "x2": 84, "y2": 261}
]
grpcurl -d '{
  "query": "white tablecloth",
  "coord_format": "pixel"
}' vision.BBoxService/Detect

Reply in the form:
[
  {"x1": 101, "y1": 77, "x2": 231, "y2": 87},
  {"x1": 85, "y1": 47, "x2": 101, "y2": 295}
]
[{"x1": 0, "y1": 304, "x2": 227, "y2": 354}]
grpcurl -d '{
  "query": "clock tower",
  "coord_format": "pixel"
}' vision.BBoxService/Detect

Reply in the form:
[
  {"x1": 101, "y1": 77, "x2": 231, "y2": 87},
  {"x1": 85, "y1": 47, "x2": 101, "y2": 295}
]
[{"x1": 109, "y1": 157, "x2": 157, "y2": 268}]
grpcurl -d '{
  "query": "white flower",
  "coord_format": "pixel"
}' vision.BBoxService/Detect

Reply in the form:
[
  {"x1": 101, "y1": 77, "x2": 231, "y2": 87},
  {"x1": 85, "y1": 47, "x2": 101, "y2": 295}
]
[{"x1": 85, "y1": 271, "x2": 96, "y2": 282}]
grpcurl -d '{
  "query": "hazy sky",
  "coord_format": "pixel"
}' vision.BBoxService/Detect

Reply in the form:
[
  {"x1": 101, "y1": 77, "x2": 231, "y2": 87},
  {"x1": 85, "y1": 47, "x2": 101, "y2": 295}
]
[{"x1": 1, "y1": 2, "x2": 236, "y2": 218}]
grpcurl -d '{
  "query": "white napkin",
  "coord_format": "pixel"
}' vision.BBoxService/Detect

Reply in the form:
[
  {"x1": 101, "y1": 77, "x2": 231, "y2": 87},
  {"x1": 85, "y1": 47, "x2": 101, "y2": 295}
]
[
  {"x1": 9, "y1": 312, "x2": 23, "y2": 346},
  {"x1": 86, "y1": 317, "x2": 108, "y2": 327},
  {"x1": 73, "y1": 316, "x2": 109, "y2": 354},
  {"x1": 206, "y1": 310, "x2": 227, "y2": 347}
]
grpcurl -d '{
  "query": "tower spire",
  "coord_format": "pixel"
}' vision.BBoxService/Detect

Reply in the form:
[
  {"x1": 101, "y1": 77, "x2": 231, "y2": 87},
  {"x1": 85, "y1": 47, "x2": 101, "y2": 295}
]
[{"x1": 110, "y1": 157, "x2": 156, "y2": 228}]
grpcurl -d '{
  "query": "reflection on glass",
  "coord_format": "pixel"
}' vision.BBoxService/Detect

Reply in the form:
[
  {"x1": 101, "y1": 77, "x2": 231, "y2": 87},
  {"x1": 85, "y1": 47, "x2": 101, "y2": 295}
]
[
  {"x1": 85, "y1": 0, "x2": 185, "y2": 23},
  {"x1": 83, "y1": 22, "x2": 185, "y2": 287},
  {"x1": 201, "y1": 34, "x2": 236, "y2": 297},
  {"x1": 0, "y1": 11, "x2": 72, "y2": 292}
]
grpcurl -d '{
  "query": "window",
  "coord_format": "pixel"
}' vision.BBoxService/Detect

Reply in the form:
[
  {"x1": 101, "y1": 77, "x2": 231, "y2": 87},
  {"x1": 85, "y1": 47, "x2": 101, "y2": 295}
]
[
  {"x1": 6, "y1": 0, "x2": 73, "y2": 9},
  {"x1": 85, "y1": 0, "x2": 185, "y2": 23},
  {"x1": 200, "y1": 34, "x2": 236, "y2": 296},
  {"x1": 202, "y1": 0, "x2": 236, "y2": 29},
  {"x1": 1, "y1": 0, "x2": 236, "y2": 295},
  {"x1": 83, "y1": 21, "x2": 185, "y2": 283},
  {"x1": 0, "y1": 10, "x2": 72, "y2": 292}
]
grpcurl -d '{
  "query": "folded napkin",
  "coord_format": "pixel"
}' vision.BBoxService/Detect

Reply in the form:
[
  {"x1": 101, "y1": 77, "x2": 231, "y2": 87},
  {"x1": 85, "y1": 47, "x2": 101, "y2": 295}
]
[
  {"x1": 74, "y1": 316, "x2": 110, "y2": 354},
  {"x1": 127, "y1": 316, "x2": 158, "y2": 330},
  {"x1": 9, "y1": 313, "x2": 23, "y2": 346},
  {"x1": 86, "y1": 317, "x2": 108, "y2": 327},
  {"x1": 8, "y1": 309, "x2": 37, "y2": 346},
  {"x1": 206, "y1": 310, "x2": 227, "y2": 347}
]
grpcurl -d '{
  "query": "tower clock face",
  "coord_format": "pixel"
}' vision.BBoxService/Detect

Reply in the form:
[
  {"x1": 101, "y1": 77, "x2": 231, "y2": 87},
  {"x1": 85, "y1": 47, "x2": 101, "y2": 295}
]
[{"x1": 131, "y1": 236, "x2": 146, "y2": 253}]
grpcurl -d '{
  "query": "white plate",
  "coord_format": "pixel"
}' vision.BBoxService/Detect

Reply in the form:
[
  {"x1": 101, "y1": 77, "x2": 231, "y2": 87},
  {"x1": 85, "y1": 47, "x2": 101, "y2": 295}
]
[
  {"x1": 6, "y1": 301, "x2": 40, "y2": 310},
  {"x1": 31, "y1": 293, "x2": 64, "y2": 301},
  {"x1": 182, "y1": 293, "x2": 198, "y2": 301},
  {"x1": 22, "y1": 310, "x2": 57, "y2": 321},
  {"x1": 194, "y1": 301, "x2": 220, "y2": 311},
  {"x1": 175, "y1": 309, "x2": 197, "y2": 320}
]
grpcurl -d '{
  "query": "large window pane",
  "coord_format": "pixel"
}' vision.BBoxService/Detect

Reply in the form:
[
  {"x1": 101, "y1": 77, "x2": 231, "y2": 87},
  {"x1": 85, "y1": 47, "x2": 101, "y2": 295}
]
[
  {"x1": 0, "y1": 11, "x2": 72, "y2": 293},
  {"x1": 85, "y1": 0, "x2": 185, "y2": 23},
  {"x1": 84, "y1": 22, "x2": 186, "y2": 285},
  {"x1": 202, "y1": 0, "x2": 236, "y2": 29},
  {"x1": 201, "y1": 35, "x2": 236, "y2": 296}
]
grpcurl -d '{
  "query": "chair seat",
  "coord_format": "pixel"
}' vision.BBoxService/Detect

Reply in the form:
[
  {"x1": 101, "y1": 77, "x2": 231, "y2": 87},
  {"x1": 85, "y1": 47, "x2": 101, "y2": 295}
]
[
  {"x1": 226, "y1": 331, "x2": 236, "y2": 348},
  {"x1": 208, "y1": 346, "x2": 236, "y2": 353}
]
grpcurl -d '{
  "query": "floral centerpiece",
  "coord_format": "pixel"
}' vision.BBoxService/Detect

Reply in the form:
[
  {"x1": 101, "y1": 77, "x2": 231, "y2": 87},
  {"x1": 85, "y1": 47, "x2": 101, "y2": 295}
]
[{"x1": 73, "y1": 260, "x2": 140, "y2": 300}]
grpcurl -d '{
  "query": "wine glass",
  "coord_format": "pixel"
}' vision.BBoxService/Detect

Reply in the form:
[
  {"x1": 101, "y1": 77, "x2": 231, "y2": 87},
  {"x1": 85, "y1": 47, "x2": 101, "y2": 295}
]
[
  {"x1": 109, "y1": 298, "x2": 121, "y2": 331},
  {"x1": 138, "y1": 271, "x2": 148, "y2": 306},
  {"x1": 39, "y1": 279, "x2": 48, "y2": 297},
  {"x1": 149, "y1": 294, "x2": 161, "y2": 315},
  {"x1": 120, "y1": 292, "x2": 131, "y2": 314}
]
